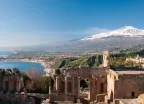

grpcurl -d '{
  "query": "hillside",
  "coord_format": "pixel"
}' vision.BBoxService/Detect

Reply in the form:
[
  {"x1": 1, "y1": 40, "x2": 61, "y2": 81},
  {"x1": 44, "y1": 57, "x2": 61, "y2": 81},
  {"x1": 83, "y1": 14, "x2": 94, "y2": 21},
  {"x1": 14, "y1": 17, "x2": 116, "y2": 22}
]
[
  {"x1": 56, "y1": 50, "x2": 144, "y2": 69},
  {"x1": 56, "y1": 55, "x2": 103, "y2": 68}
]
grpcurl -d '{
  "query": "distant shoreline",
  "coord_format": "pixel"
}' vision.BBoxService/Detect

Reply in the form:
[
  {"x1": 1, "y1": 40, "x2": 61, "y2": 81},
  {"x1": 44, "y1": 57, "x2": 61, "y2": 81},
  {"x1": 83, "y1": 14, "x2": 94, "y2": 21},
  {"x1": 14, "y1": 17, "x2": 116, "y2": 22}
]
[{"x1": 0, "y1": 59, "x2": 46, "y2": 72}]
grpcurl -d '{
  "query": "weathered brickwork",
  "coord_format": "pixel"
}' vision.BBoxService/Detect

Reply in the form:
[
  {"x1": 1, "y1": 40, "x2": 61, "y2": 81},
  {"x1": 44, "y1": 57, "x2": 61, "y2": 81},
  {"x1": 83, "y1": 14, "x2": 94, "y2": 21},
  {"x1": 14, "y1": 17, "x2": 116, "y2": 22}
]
[
  {"x1": 0, "y1": 68, "x2": 24, "y2": 101},
  {"x1": 115, "y1": 75, "x2": 144, "y2": 99},
  {"x1": 0, "y1": 68, "x2": 24, "y2": 92}
]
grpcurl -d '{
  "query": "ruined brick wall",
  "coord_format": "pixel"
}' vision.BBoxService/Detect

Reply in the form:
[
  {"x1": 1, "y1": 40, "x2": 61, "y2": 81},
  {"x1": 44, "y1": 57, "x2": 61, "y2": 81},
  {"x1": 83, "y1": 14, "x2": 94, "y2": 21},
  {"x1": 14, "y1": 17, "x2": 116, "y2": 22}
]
[
  {"x1": 114, "y1": 75, "x2": 144, "y2": 99},
  {"x1": 50, "y1": 94, "x2": 76, "y2": 102},
  {"x1": 95, "y1": 76, "x2": 107, "y2": 94},
  {"x1": 0, "y1": 93, "x2": 25, "y2": 101},
  {"x1": 0, "y1": 75, "x2": 24, "y2": 92}
]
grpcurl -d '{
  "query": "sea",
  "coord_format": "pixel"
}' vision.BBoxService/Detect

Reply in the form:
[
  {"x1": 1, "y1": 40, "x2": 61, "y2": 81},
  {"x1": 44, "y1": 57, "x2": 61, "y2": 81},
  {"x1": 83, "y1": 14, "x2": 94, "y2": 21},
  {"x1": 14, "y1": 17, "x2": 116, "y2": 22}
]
[
  {"x1": 0, "y1": 51, "x2": 45, "y2": 73},
  {"x1": 0, "y1": 51, "x2": 14, "y2": 57},
  {"x1": 0, "y1": 61, "x2": 44, "y2": 72}
]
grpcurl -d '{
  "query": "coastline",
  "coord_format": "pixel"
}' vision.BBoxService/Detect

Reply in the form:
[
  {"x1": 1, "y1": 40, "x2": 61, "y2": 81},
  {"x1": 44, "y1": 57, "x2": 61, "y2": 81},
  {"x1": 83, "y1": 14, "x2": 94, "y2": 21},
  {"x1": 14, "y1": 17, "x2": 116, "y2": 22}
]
[{"x1": 0, "y1": 59, "x2": 47, "y2": 73}]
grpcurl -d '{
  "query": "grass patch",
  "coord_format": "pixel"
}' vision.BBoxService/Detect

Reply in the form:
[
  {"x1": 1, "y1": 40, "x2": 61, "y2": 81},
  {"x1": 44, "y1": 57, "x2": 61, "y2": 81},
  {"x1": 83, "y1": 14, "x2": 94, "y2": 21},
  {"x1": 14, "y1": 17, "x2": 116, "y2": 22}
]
[{"x1": 140, "y1": 93, "x2": 144, "y2": 99}]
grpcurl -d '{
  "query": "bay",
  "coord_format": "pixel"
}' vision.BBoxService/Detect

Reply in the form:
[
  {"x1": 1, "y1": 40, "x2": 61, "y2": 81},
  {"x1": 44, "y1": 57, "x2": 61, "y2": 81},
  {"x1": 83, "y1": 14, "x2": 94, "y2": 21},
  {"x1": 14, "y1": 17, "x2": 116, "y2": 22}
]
[{"x1": 0, "y1": 61, "x2": 45, "y2": 73}]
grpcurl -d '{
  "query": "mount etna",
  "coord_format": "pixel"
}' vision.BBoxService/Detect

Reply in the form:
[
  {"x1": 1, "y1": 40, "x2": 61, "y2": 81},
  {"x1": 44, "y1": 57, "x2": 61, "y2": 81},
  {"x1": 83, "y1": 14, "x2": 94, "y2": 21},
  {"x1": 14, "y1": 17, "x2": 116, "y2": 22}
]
[{"x1": 12, "y1": 26, "x2": 144, "y2": 52}]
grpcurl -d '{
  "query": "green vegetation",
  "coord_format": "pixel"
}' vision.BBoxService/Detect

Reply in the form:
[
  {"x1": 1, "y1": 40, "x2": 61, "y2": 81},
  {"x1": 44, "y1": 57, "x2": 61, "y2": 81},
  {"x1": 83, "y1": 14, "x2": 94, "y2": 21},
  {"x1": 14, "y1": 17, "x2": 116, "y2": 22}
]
[
  {"x1": 33, "y1": 76, "x2": 52, "y2": 94},
  {"x1": 110, "y1": 52, "x2": 142, "y2": 69},
  {"x1": 55, "y1": 69, "x2": 61, "y2": 75},
  {"x1": 23, "y1": 68, "x2": 54, "y2": 94},
  {"x1": 80, "y1": 79, "x2": 89, "y2": 88},
  {"x1": 56, "y1": 55, "x2": 103, "y2": 68},
  {"x1": 24, "y1": 75, "x2": 54, "y2": 94},
  {"x1": 141, "y1": 93, "x2": 144, "y2": 99},
  {"x1": 56, "y1": 50, "x2": 144, "y2": 69},
  {"x1": 0, "y1": 68, "x2": 54, "y2": 94}
]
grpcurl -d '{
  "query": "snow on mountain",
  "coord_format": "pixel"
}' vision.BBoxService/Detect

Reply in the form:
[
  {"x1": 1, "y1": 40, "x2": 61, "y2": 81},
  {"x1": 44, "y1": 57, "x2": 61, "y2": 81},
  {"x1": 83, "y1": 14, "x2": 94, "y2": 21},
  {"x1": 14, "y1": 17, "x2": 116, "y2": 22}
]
[{"x1": 81, "y1": 26, "x2": 144, "y2": 40}]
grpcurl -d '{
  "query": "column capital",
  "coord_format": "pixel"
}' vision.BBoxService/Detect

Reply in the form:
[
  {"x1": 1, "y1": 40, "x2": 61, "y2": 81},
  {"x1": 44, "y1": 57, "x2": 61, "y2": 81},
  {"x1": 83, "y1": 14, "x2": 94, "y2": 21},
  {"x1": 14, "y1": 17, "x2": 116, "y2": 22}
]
[
  {"x1": 77, "y1": 77, "x2": 81, "y2": 79},
  {"x1": 56, "y1": 76, "x2": 59, "y2": 79},
  {"x1": 65, "y1": 76, "x2": 68, "y2": 81},
  {"x1": 65, "y1": 77, "x2": 68, "y2": 95}
]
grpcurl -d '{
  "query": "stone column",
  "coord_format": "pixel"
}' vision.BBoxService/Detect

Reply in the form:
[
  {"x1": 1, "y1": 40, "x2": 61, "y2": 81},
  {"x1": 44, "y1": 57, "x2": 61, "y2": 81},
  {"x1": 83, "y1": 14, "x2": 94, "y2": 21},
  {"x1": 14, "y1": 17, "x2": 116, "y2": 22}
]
[
  {"x1": 17, "y1": 80, "x2": 21, "y2": 92},
  {"x1": 16, "y1": 80, "x2": 18, "y2": 92},
  {"x1": 24, "y1": 88, "x2": 27, "y2": 100},
  {"x1": 49, "y1": 86, "x2": 51, "y2": 95},
  {"x1": 103, "y1": 51, "x2": 110, "y2": 67},
  {"x1": 9, "y1": 76, "x2": 12, "y2": 91},
  {"x1": 65, "y1": 77, "x2": 68, "y2": 95},
  {"x1": 56, "y1": 76, "x2": 59, "y2": 93},
  {"x1": 8, "y1": 76, "x2": 10, "y2": 92},
  {"x1": 72, "y1": 77, "x2": 75, "y2": 95},
  {"x1": 77, "y1": 77, "x2": 80, "y2": 97},
  {"x1": 49, "y1": 76, "x2": 52, "y2": 95},
  {"x1": 91, "y1": 79, "x2": 96, "y2": 101},
  {"x1": 90, "y1": 81, "x2": 93, "y2": 101}
]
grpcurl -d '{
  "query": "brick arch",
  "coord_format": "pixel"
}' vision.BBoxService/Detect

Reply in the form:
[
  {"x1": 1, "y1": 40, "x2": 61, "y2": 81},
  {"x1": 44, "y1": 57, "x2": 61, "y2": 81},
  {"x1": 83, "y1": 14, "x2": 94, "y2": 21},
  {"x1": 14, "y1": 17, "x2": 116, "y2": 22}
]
[{"x1": 56, "y1": 67, "x2": 107, "y2": 102}]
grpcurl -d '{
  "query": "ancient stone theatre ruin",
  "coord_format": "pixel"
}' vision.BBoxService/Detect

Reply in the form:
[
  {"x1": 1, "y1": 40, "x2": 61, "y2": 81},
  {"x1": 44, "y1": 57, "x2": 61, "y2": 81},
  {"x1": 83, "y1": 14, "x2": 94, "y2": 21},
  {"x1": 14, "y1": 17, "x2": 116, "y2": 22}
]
[{"x1": 50, "y1": 51, "x2": 144, "y2": 103}]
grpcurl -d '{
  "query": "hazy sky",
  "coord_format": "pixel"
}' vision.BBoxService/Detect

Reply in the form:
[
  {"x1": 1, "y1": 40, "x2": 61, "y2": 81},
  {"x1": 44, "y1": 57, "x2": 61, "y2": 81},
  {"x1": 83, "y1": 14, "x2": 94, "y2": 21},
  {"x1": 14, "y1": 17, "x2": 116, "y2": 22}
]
[{"x1": 0, "y1": 0, "x2": 144, "y2": 47}]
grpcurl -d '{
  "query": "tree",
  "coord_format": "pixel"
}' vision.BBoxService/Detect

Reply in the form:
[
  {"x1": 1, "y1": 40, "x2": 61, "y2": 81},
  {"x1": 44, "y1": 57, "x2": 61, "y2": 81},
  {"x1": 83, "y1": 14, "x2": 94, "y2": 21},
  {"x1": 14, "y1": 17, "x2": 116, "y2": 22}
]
[
  {"x1": 24, "y1": 68, "x2": 43, "y2": 79},
  {"x1": 25, "y1": 80, "x2": 37, "y2": 93},
  {"x1": 21, "y1": 72, "x2": 30, "y2": 86},
  {"x1": 40, "y1": 76, "x2": 49, "y2": 93}
]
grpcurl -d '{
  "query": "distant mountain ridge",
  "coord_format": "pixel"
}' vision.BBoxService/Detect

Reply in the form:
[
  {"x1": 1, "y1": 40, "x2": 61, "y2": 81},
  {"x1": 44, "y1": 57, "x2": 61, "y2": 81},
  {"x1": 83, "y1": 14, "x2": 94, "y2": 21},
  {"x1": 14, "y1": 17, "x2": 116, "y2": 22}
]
[
  {"x1": 7, "y1": 26, "x2": 144, "y2": 53},
  {"x1": 82, "y1": 26, "x2": 144, "y2": 40}
]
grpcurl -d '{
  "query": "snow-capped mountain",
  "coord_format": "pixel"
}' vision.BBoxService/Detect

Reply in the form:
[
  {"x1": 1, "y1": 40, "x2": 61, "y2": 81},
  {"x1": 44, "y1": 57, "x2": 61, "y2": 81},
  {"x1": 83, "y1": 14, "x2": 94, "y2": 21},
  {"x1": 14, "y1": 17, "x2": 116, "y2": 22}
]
[
  {"x1": 82, "y1": 26, "x2": 144, "y2": 40},
  {"x1": 18, "y1": 26, "x2": 144, "y2": 52}
]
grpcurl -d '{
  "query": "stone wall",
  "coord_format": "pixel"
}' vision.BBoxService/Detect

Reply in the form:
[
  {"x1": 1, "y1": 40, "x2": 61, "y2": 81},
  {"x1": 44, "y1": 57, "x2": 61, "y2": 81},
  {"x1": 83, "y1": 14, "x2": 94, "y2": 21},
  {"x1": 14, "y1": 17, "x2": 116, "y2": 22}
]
[
  {"x1": 0, "y1": 93, "x2": 25, "y2": 101},
  {"x1": 0, "y1": 75, "x2": 23, "y2": 92},
  {"x1": 49, "y1": 94, "x2": 76, "y2": 102},
  {"x1": 106, "y1": 69, "x2": 117, "y2": 102},
  {"x1": 115, "y1": 75, "x2": 144, "y2": 99},
  {"x1": 97, "y1": 76, "x2": 107, "y2": 94}
]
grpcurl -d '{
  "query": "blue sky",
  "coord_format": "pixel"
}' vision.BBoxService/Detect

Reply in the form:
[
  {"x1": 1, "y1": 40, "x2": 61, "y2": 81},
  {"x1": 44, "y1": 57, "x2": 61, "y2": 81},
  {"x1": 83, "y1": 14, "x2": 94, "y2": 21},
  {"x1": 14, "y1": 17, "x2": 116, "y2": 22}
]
[{"x1": 0, "y1": 0, "x2": 144, "y2": 47}]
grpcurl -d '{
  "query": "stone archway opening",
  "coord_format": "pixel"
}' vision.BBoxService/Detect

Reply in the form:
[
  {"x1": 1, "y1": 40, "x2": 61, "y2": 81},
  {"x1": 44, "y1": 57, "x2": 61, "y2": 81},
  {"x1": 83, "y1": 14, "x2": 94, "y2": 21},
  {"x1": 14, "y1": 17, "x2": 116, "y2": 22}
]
[
  {"x1": 100, "y1": 82, "x2": 104, "y2": 93},
  {"x1": 108, "y1": 91, "x2": 114, "y2": 103},
  {"x1": 68, "y1": 81, "x2": 72, "y2": 94},
  {"x1": 59, "y1": 81, "x2": 65, "y2": 93},
  {"x1": 132, "y1": 91, "x2": 135, "y2": 98},
  {"x1": 80, "y1": 79, "x2": 90, "y2": 99},
  {"x1": 13, "y1": 81, "x2": 17, "y2": 91},
  {"x1": 5, "y1": 81, "x2": 9, "y2": 91}
]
